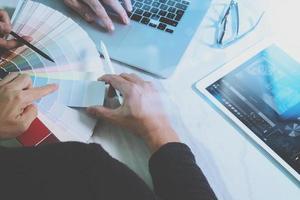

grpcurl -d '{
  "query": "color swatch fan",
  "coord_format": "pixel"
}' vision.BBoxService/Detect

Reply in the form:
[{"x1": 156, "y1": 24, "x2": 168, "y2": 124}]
[{"x1": 0, "y1": 0, "x2": 106, "y2": 146}]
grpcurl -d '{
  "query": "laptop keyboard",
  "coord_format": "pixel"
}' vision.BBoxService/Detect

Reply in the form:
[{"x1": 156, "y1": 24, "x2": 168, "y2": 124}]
[{"x1": 125, "y1": 0, "x2": 190, "y2": 34}]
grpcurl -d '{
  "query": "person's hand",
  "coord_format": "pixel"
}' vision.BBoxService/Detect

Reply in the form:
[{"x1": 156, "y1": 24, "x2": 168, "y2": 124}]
[
  {"x1": 0, "y1": 73, "x2": 58, "y2": 139},
  {"x1": 0, "y1": 10, "x2": 32, "y2": 49},
  {"x1": 87, "y1": 74, "x2": 180, "y2": 152},
  {"x1": 64, "y1": 0, "x2": 132, "y2": 32}
]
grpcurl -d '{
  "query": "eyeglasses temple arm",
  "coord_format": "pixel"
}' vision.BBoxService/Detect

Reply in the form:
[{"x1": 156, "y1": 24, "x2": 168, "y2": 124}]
[
  {"x1": 234, "y1": 2, "x2": 240, "y2": 35},
  {"x1": 218, "y1": 17, "x2": 228, "y2": 44}
]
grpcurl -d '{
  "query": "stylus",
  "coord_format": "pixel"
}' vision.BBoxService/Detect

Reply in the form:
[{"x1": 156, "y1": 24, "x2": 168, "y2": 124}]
[{"x1": 100, "y1": 41, "x2": 123, "y2": 104}]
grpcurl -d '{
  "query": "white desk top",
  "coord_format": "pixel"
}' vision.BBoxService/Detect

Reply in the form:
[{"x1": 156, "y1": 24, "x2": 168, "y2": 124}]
[
  {"x1": 91, "y1": 0, "x2": 300, "y2": 199},
  {"x1": 2, "y1": 0, "x2": 300, "y2": 199}
]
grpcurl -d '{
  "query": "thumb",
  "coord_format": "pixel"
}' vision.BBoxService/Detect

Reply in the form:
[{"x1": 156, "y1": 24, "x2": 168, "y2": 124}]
[
  {"x1": 87, "y1": 106, "x2": 116, "y2": 120},
  {"x1": 19, "y1": 104, "x2": 38, "y2": 132},
  {"x1": 0, "y1": 22, "x2": 11, "y2": 35}
]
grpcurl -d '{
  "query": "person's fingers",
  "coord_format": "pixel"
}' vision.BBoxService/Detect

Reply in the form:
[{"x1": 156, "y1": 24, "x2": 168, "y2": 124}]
[
  {"x1": 87, "y1": 106, "x2": 117, "y2": 121},
  {"x1": 0, "y1": 35, "x2": 33, "y2": 49},
  {"x1": 99, "y1": 74, "x2": 130, "y2": 94},
  {"x1": 64, "y1": 0, "x2": 96, "y2": 22},
  {"x1": 104, "y1": 0, "x2": 130, "y2": 24},
  {"x1": 107, "y1": 85, "x2": 117, "y2": 98},
  {"x1": 7, "y1": 74, "x2": 32, "y2": 90},
  {"x1": 120, "y1": 73, "x2": 144, "y2": 84},
  {"x1": 19, "y1": 104, "x2": 38, "y2": 131},
  {"x1": 0, "y1": 38, "x2": 20, "y2": 49},
  {"x1": 0, "y1": 10, "x2": 11, "y2": 35},
  {"x1": 0, "y1": 72, "x2": 19, "y2": 86},
  {"x1": 122, "y1": 0, "x2": 133, "y2": 12},
  {"x1": 23, "y1": 84, "x2": 58, "y2": 103},
  {"x1": 104, "y1": 90, "x2": 122, "y2": 108},
  {"x1": 0, "y1": 22, "x2": 11, "y2": 35},
  {"x1": 0, "y1": 10, "x2": 10, "y2": 24},
  {"x1": 82, "y1": 0, "x2": 115, "y2": 31},
  {"x1": 0, "y1": 10, "x2": 32, "y2": 43},
  {"x1": 21, "y1": 35, "x2": 33, "y2": 42}
]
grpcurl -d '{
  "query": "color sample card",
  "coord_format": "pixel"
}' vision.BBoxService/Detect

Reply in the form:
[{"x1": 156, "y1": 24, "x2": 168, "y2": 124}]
[
  {"x1": 7, "y1": 0, "x2": 102, "y2": 74},
  {"x1": 17, "y1": 118, "x2": 59, "y2": 147},
  {"x1": 32, "y1": 76, "x2": 106, "y2": 108},
  {"x1": 30, "y1": 71, "x2": 103, "y2": 81},
  {"x1": 39, "y1": 133, "x2": 59, "y2": 146},
  {"x1": 0, "y1": 0, "x2": 107, "y2": 143},
  {"x1": 38, "y1": 102, "x2": 97, "y2": 142},
  {"x1": 0, "y1": 68, "x2": 9, "y2": 79}
]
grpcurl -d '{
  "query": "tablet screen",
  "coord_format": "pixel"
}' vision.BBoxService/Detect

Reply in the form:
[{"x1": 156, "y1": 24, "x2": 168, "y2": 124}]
[{"x1": 206, "y1": 46, "x2": 300, "y2": 174}]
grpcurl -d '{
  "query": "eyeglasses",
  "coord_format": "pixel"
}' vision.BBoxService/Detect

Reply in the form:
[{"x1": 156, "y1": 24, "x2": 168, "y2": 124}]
[{"x1": 216, "y1": 0, "x2": 265, "y2": 48}]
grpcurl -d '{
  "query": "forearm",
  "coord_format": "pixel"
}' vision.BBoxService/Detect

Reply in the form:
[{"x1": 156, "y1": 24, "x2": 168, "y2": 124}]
[{"x1": 149, "y1": 143, "x2": 217, "y2": 200}]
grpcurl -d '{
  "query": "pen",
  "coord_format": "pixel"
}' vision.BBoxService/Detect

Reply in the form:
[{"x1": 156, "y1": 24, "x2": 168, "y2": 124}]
[{"x1": 10, "y1": 31, "x2": 55, "y2": 63}]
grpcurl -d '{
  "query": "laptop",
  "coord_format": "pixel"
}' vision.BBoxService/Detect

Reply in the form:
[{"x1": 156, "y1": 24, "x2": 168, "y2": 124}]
[{"x1": 34, "y1": 0, "x2": 211, "y2": 78}]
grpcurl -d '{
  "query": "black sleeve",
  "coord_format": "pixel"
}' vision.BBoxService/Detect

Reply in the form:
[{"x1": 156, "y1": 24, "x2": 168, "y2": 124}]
[
  {"x1": 149, "y1": 143, "x2": 217, "y2": 200},
  {"x1": 0, "y1": 142, "x2": 157, "y2": 200}
]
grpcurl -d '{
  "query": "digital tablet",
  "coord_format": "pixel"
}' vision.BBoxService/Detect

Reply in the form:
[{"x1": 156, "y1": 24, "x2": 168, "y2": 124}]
[{"x1": 196, "y1": 40, "x2": 300, "y2": 181}]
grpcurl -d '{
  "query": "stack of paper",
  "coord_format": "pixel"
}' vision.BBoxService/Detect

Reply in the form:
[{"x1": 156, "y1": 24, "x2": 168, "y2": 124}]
[{"x1": 0, "y1": 0, "x2": 106, "y2": 146}]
